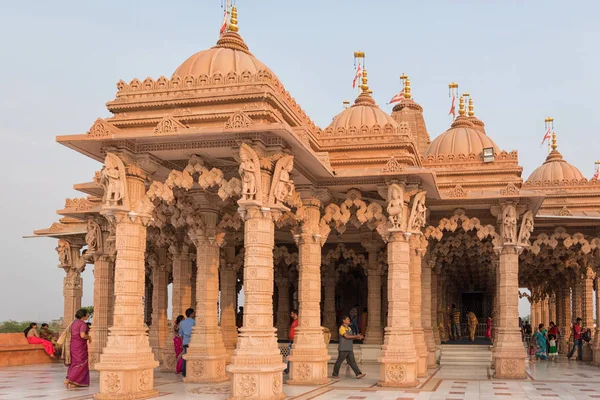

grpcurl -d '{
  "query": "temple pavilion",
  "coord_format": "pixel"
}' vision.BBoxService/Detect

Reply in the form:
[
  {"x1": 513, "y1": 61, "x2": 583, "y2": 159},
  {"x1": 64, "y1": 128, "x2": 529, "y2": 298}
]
[{"x1": 30, "y1": 6, "x2": 600, "y2": 400}]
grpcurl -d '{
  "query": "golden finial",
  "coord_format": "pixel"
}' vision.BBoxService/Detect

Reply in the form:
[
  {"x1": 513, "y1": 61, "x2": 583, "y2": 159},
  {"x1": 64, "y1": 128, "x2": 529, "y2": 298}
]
[
  {"x1": 551, "y1": 131, "x2": 558, "y2": 151},
  {"x1": 401, "y1": 74, "x2": 412, "y2": 100},
  {"x1": 343, "y1": 100, "x2": 350, "y2": 109},
  {"x1": 361, "y1": 68, "x2": 369, "y2": 94},
  {"x1": 468, "y1": 97, "x2": 474, "y2": 117},
  {"x1": 458, "y1": 95, "x2": 466, "y2": 116},
  {"x1": 228, "y1": 5, "x2": 238, "y2": 32}
]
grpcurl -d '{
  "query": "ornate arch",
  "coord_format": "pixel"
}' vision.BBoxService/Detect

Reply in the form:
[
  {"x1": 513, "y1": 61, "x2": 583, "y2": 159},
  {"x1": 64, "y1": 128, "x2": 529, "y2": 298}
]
[
  {"x1": 529, "y1": 227, "x2": 600, "y2": 255},
  {"x1": 424, "y1": 208, "x2": 499, "y2": 243}
]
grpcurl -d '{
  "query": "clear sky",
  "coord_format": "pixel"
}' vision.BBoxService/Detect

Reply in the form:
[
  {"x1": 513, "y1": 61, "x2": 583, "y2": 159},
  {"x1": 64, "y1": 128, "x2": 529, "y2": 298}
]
[{"x1": 1, "y1": 0, "x2": 598, "y2": 321}]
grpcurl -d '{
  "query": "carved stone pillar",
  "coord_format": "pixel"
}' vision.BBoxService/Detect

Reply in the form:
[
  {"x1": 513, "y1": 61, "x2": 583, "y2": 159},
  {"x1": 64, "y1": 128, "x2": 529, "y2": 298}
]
[
  {"x1": 94, "y1": 153, "x2": 159, "y2": 400},
  {"x1": 572, "y1": 278, "x2": 582, "y2": 321},
  {"x1": 421, "y1": 254, "x2": 437, "y2": 368},
  {"x1": 288, "y1": 197, "x2": 330, "y2": 385},
  {"x1": 221, "y1": 244, "x2": 241, "y2": 358},
  {"x1": 185, "y1": 202, "x2": 228, "y2": 383},
  {"x1": 437, "y1": 275, "x2": 447, "y2": 342},
  {"x1": 148, "y1": 249, "x2": 169, "y2": 367},
  {"x1": 408, "y1": 235, "x2": 428, "y2": 376},
  {"x1": 59, "y1": 239, "x2": 84, "y2": 330},
  {"x1": 558, "y1": 283, "x2": 572, "y2": 353},
  {"x1": 322, "y1": 261, "x2": 337, "y2": 341},
  {"x1": 582, "y1": 267, "x2": 594, "y2": 361},
  {"x1": 275, "y1": 262, "x2": 290, "y2": 341},
  {"x1": 593, "y1": 277, "x2": 600, "y2": 365},
  {"x1": 379, "y1": 230, "x2": 418, "y2": 387},
  {"x1": 493, "y1": 242, "x2": 525, "y2": 379},
  {"x1": 227, "y1": 203, "x2": 286, "y2": 400},
  {"x1": 89, "y1": 253, "x2": 112, "y2": 369},
  {"x1": 431, "y1": 267, "x2": 441, "y2": 350},
  {"x1": 362, "y1": 240, "x2": 383, "y2": 345},
  {"x1": 171, "y1": 245, "x2": 193, "y2": 318}
]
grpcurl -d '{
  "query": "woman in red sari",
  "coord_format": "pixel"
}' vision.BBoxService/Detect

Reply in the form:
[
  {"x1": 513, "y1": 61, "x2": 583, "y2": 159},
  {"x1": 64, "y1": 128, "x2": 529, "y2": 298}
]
[
  {"x1": 486, "y1": 317, "x2": 493, "y2": 340},
  {"x1": 173, "y1": 315, "x2": 184, "y2": 374},
  {"x1": 24, "y1": 323, "x2": 56, "y2": 357},
  {"x1": 63, "y1": 309, "x2": 91, "y2": 389}
]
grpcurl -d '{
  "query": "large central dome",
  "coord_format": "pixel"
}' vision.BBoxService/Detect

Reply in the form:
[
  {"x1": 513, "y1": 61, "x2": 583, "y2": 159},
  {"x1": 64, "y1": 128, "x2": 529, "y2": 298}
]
[
  {"x1": 424, "y1": 117, "x2": 500, "y2": 160},
  {"x1": 172, "y1": 30, "x2": 274, "y2": 79}
]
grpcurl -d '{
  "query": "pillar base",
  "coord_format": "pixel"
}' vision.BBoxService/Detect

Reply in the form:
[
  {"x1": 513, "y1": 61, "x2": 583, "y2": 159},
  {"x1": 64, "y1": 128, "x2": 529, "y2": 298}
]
[
  {"x1": 160, "y1": 352, "x2": 177, "y2": 373},
  {"x1": 582, "y1": 343, "x2": 593, "y2": 361},
  {"x1": 493, "y1": 356, "x2": 526, "y2": 379},
  {"x1": 94, "y1": 354, "x2": 159, "y2": 400},
  {"x1": 89, "y1": 352, "x2": 101, "y2": 371},
  {"x1": 377, "y1": 360, "x2": 418, "y2": 387},
  {"x1": 227, "y1": 364, "x2": 286, "y2": 400},
  {"x1": 592, "y1": 345, "x2": 600, "y2": 366},
  {"x1": 426, "y1": 350, "x2": 437, "y2": 369},
  {"x1": 287, "y1": 351, "x2": 330, "y2": 385},
  {"x1": 183, "y1": 353, "x2": 229, "y2": 383},
  {"x1": 416, "y1": 354, "x2": 427, "y2": 377}
]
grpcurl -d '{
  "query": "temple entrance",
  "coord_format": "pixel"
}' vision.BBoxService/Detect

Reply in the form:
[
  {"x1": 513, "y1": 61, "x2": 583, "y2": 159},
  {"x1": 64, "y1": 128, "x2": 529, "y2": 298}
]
[{"x1": 461, "y1": 291, "x2": 489, "y2": 340}]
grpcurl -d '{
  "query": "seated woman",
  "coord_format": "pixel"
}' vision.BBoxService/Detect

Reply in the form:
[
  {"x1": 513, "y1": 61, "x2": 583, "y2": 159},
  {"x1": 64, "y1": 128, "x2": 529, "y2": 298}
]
[
  {"x1": 24, "y1": 323, "x2": 56, "y2": 358},
  {"x1": 40, "y1": 323, "x2": 56, "y2": 344}
]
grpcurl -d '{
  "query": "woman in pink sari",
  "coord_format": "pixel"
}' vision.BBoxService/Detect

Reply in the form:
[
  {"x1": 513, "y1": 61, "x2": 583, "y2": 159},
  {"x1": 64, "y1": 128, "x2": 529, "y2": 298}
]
[
  {"x1": 63, "y1": 309, "x2": 91, "y2": 388},
  {"x1": 24, "y1": 323, "x2": 56, "y2": 358},
  {"x1": 486, "y1": 317, "x2": 492, "y2": 340},
  {"x1": 173, "y1": 315, "x2": 184, "y2": 374}
]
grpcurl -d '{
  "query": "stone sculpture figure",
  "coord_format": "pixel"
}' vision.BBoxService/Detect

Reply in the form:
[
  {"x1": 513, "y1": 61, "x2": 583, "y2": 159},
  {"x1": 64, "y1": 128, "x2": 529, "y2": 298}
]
[
  {"x1": 85, "y1": 220, "x2": 102, "y2": 253},
  {"x1": 502, "y1": 205, "x2": 517, "y2": 243},
  {"x1": 239, "y1": 144, "x2": 261, "y2": 202},
  {"x1": 387, "y1": 184, "x2": 404, "y2": 230},
  {"x1": 467, "y1": 311, "x2": 478, "y2": 342},
  {"x1": 270, "y1": 155, "x2": 294, "y2": 205},
  {"x1": 408, "y1": 191, "x2": 427, "y2": 231},
  {"x1": 56, "y1": 239, "x2": 71, "y2": 267},
  {"x1": 518, "y1": 211, "x2": 534, "y2": 245},
  {"x1": 101, "y1": 157, "x2": 125, "y2": 206}
]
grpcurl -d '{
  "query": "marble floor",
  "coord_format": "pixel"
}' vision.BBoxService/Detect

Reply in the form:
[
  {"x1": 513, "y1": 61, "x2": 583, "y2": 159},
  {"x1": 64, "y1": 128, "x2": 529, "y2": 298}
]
[{"x1": 1, "y1": 357, "x2": 600, "y2": 399}]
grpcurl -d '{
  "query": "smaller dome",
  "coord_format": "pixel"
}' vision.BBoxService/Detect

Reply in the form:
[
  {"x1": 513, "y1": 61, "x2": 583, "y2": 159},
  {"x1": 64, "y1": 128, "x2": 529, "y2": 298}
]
[
  {"x1": 325, "y1": 92, "x2": 398, "y2": 135},
  {"x1": 526, "y1": 150, "x2": 584, "y2": 184},
  {"x1": 424, "y1": 116, "x2": 500, "y2": 159}
]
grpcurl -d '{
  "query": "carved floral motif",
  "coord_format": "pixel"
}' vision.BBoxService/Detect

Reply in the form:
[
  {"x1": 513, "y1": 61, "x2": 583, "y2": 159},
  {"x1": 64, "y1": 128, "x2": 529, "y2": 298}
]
[
  {"x1": 104, "y1": 372, "x2": 121, "y2": 393},
  {"x1": 499, "y1": 182, "x2": 520, "y2": 196},
  {"x1": 154, "y1": 116, "x2": 186, "y2": 135},
  {"x1": 238, "y1": 375, "x2": 257, "y2": 397},
  {"x1": 382, "y1": 157, "x2": 404, "y2": 173},
  {"x1": 386, "y1": 364, "x2": 406, "y2": 383},
  {"x1": 447, "y1": 184, "x2": 467, "y2": 198},
  {"x1": 225, "y1": 110, "x2": 253, "y2": 129}
]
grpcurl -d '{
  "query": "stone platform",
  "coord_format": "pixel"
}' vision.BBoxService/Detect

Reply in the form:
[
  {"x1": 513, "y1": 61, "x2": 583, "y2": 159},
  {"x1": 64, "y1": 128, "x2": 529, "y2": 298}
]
[{"x1": 2, "y1": 357, "x2": 600, "y2": 399}]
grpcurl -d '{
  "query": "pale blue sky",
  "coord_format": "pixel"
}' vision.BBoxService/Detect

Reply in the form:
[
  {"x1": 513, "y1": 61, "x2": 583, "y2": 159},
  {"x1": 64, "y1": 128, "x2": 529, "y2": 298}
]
[{"x1": 1, "y1": 1, "x2": 598, "y2": 321}]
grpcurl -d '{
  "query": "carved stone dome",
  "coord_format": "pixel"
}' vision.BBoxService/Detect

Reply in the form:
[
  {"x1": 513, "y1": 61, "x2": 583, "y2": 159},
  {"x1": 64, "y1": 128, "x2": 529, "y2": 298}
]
[
  {"x1": 324, "y1": 92, "x2": 398, "y2": 136},
  {"x1": 172, "y1": 31, "x2": 273, "y2": 79},
  {"x1": 526, "y1": 149, "x2": 584, "y2": 185},
  {"x1": 424, "y1": 116, "x2": 500, "y2": 160}
]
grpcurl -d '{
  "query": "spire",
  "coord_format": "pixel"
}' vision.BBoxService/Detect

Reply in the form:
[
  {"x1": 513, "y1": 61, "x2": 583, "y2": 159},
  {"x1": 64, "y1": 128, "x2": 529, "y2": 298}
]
[
  {"x1": 468, "y1": 97, "x2": 474, "y2": 117},
  {"x1": 361, "y1": 68, "x2": 369, "y2": 94},
  {"x1": 229, "y1": 5, "x2": 239, "y2": 32},
  {"x1": 450, "y1": 91, "x2": 474, "y2": 128},
  {"x1": 458, "y1": 95, "x2": 466, "y2": 116},
  {"x1": 467, "y1": 97, "x2": 486, "y2": 134},
  {"x1": 551, "y1": 131, "x2": 558, "y2": 151},
  {"x1": 400, "y1": 73, "x2": 411, "y2": 100}
]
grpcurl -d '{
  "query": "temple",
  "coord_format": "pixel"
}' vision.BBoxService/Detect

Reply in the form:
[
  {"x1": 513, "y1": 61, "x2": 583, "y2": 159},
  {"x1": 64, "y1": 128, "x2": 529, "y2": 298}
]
[{"x1": 30, "y1": 6, "x2": 600, "y2": 400}]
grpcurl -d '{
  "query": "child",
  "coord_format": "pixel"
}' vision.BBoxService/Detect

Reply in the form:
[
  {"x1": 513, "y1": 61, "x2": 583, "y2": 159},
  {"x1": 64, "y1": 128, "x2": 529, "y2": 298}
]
[
  {"x1": 529, "y1": 344, "x2": 536, "y2": 363},
  {"x1": 548, "y1": 334, "x2": 558, "y2": 362}
]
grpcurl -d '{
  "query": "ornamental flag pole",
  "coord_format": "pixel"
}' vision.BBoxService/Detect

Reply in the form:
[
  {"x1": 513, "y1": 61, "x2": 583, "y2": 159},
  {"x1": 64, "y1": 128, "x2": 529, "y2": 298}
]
[
  {"x1": 388, "y1": 74, "x2": 407, "y2": 104},
  {"x1": 593, "y1": 160, "x2": 600, "y2": 180},
  {"x1": 448, "y1": 82, "x2": 458, "y2": 120},
  {"x1": 353, "y1": 51, "x2": 365, "y2": 94},
  {"x1": 220, "y1": 0, "x2": 231, "y2": 36},
  {"x1": 542, "y1": 117, "x2": 553, "y2": 151}
]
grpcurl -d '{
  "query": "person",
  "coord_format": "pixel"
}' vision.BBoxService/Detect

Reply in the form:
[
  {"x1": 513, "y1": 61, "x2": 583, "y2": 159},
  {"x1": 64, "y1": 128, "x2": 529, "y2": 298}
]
[
  {"x1": 39, "y1": 323, "x2": 56, "y2": 344},
  {"x1": 534, "y1": 324, "x2": 547, "y2": 360},
  {"x1": 283, "y1": 309, "x2": 298, "y2": 374},
  {"x1": 548, "y1": 334, "x2": 558, "y2": 362},
  {"x1": 24, "y1": 323, "x2": 56, "y2": 358},
  {"x1": 173, "y1": 315, "x2": 185, "y2": 374},
  {"x1": 179, "y1": 308, "x2": 196, "y2": 377},
  {"x1": 467, "y1": 311, "x2": 478, "y2": 342},
  {"x1": 568, "y1": 318, "x2": 583, "y2": 361},
  {"x1": 450, "y1": 304, "x2": 461, "y2": 340},
  {"x1": 349, "y1": 305, "x2": 360, "y2": 337},
  {"x1": 331, "y1": 316, "x2": 365, "y2": 379},
  {"x1": 485, "y1": 317, "x2": 492, "y2": 340},
  {"x1": 62, "y1": 308, "x2": 91, "y2": 388}
]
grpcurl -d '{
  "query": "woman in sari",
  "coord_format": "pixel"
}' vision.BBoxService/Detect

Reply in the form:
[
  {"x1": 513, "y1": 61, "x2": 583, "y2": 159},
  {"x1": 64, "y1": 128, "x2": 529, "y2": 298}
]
[
  {"x1": 62, "y1": 309, "x2": 91, "y2": 388},
  {"x1": 24, "y1": 323, "x2": 56, "y2": 358},
  {"x1": 173, "y1": 315, "x2": 184, "y2": 374},
  {"x1": 485, "y1": 317, "x2": 492, "y2": 340},
  {"x1": 534, "y1": 326, "x2": 547, "y2": 360}
]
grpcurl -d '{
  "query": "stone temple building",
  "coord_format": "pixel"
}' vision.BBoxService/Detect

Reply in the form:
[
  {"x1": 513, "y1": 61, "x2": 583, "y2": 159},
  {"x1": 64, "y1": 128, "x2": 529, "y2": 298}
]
[{"x1": 31, "y1": 6, "x2": 600, "y2": 400}]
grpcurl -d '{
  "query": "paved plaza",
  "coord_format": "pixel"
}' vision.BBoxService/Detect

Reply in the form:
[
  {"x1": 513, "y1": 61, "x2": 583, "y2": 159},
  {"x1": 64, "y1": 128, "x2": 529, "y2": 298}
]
[{"x1": 2, "y1": 358, "x2": 600, "y2": 399}]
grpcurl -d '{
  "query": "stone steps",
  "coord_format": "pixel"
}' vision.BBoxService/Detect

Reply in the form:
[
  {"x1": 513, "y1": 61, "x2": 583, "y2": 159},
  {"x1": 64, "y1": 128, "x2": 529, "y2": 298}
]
[{"x1": 440, "y1": 344, "x2": 492, "y2": 367}]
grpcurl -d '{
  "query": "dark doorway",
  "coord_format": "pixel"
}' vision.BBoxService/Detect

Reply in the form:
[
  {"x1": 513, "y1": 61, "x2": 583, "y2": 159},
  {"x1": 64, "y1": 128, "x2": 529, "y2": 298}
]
[{"x1": 461, "y1": 292, "x2": 485, "y2": 321}]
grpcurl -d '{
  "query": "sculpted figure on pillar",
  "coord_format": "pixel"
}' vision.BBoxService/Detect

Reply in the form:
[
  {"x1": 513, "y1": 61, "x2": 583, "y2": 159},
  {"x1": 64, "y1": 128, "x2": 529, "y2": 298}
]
[
  {"x1": 407, "y1": 191, "x2": 427, "y2": 233},
  {"x1": 387, "y1": 184, "x2": 404, "y2": 230},
  {"x1": 517, "y1": 211, "x2": 534, "y2": 246},
  {"x1": 99, "y1": 154, "x2": 127, "y2": 207},
  {"x1": 56, "y1": 239, "x2": 72, "y2": 267},
  {"x1": 239, "y1": 145, "x2": 261, "y2": 201},
  {"x1": 86, "y1": 219, "x2": 103, "y2": 254},
  {"x1": 501, "y1": 205, "x2": 517, "y2": 244}
]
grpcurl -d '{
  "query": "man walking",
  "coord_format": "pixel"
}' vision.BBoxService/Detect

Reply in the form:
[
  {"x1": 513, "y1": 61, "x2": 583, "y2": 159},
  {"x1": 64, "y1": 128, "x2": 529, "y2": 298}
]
[
  {"x1": 179, "y1": 308, "x2": 195, "y2": 378},
  {"x1": 332, "y1": 316, "x2": 365, "y2": 379},
  {"x1": 567, "y1": 317, "x2": 583, "y2": 361},
  {"x1": 450, "y1": 304, "x2": 461, "y2": 341},
  {"x1": 283, "y1": 309, "x2": 298, "y2": 374}
]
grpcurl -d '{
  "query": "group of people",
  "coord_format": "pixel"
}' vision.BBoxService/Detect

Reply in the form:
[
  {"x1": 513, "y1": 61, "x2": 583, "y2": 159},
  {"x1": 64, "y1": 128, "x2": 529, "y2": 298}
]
[
  {"x1": 173, "y1": 308, "x2": 195, "y2": 376},
  {"x1": 24, "y1": 322, "x2": 58, "y2": 358},
  {"x1": 448, "y1": 304, "x2": 491, "y2": 342},
  {"x1": 529, "y1": 318, "x2": 592, "y2": 362}
]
